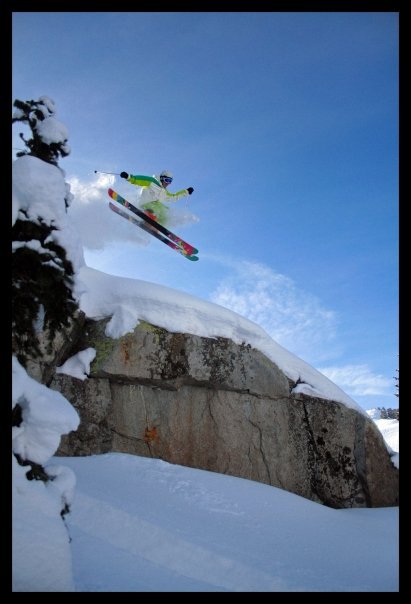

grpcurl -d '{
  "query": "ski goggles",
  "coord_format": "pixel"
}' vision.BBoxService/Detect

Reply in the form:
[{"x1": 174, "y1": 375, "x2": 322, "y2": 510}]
[{"x1": 160, "y1": 176, "x2": 173, "y2": 184}]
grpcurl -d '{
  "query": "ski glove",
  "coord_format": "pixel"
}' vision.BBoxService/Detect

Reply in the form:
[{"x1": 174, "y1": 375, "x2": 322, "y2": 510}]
[
  {"x1": 120, "y1": 172, "x2": 129, "y2": 179},
  {"x1": 187, "y1": 187, "x2": 194, "y2": 195}
]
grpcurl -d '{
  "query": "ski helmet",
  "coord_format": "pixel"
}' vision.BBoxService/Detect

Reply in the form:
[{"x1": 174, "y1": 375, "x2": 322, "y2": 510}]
[{"x1": 160, "y1": 170, "x2": 173, "y2": 180}]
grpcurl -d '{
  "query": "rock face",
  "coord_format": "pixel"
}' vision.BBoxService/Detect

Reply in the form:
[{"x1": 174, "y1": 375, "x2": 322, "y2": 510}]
[{"x1": 49, "y1": 318, "x2": 399, "y2": 509}]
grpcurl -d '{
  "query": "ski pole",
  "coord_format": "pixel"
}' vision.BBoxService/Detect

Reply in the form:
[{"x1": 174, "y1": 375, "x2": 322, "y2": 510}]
[{"x1": 94, "y1": 170, "x2": 121, "y2": 176}]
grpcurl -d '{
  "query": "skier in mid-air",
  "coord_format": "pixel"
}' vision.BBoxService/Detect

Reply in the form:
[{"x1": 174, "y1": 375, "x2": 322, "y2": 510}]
[{"x1": 120, "y1": 169, "x2": 194, "y2": 226}]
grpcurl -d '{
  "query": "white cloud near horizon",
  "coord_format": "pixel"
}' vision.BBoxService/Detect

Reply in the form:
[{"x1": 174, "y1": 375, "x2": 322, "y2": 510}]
[
  {"x1": 209, "y1": 260, "x2": 393, "y2": 399},
  {"x1": 318, "y1": 364, "x2": 393, "y2": 397},
  {"x1": 209, "y1": 260, "x2": 338, "y2": 364}
]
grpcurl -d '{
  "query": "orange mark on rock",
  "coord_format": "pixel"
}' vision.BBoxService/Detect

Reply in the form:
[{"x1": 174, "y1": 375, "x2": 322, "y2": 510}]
[
  {"x1": 144, "y1": 426, "x2": 158, "y2": 444},
  {"x1": 120, "y1": 340, "x2": 130, "y2": 363}
]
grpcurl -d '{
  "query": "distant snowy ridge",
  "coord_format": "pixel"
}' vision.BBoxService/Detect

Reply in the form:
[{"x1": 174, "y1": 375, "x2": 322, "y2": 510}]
[
  {"x1": 366, "y1": 407, "x2": 399, "y2": 420},
  {"x1": 366, "y1": 409, "x2": 399, "y2": 469}
]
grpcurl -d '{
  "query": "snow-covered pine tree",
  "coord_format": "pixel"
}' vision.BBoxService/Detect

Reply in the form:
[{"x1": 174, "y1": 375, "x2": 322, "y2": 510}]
[
  {"x1": 394, "y1": 367, "x2": 399, "y2": 399},
  {"x1": 12, "y1": 96, "x2": 78, "y2": 365},
  {"x1": 12, "y1": 97, "x2": 70, "y2": 166}
]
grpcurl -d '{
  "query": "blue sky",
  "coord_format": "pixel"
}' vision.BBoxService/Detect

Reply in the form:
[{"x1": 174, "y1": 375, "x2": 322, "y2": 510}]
[{"x1": 12, "y1": 11, "x2": 399, "y2": 410}]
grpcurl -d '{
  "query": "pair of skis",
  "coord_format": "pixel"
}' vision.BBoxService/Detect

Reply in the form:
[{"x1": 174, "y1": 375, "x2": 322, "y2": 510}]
[{"x1": 107, "y1": 188, "x2": 199, "y2": 261}]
